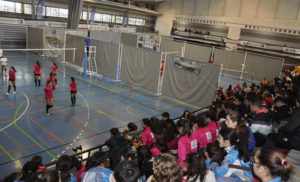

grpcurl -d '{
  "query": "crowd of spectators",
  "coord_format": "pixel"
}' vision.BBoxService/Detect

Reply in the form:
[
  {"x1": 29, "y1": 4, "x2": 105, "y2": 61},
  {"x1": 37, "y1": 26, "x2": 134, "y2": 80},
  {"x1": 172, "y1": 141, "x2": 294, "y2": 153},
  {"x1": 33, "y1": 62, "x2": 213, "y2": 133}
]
[{"x1": 2, "y1": 69, "x2": 300, "y2": 182}]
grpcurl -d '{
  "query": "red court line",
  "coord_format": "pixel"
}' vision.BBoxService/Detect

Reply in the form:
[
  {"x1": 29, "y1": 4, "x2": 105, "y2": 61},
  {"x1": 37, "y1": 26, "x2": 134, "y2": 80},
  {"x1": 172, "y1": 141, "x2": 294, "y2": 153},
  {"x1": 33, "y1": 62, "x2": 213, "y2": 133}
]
[
  {"x1": 0, "y1": 138, "x2": 57, "y2": 157},
  {"x1": 0, "y1": 95, "x2": 16, "y2": 108},
  {"x1": 29, "y1": 118, "x2": 66, "y2": 145},
  {"x1": 26, "y1": 92, "x2": 106, "y2": 141},
  {"x1": 0, "y1": 120, "x2": 12, "y2": 124},
  {"x1": 70, "y1": 84, "x2": 133, "y2": 117},
  {"x1": 26, "y1": 104, "x2": 84, "y2": 118},
  {"x1": 79, "y1": 101, "x2": 160, "y2": 123}
]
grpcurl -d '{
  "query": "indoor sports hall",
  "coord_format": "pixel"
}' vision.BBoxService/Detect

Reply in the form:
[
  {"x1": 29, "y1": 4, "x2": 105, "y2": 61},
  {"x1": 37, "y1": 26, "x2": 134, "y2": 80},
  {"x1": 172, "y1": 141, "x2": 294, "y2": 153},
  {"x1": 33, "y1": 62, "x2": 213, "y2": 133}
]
[{"x1": 0, "y1": 0, "x2": 300, "y2": 181}]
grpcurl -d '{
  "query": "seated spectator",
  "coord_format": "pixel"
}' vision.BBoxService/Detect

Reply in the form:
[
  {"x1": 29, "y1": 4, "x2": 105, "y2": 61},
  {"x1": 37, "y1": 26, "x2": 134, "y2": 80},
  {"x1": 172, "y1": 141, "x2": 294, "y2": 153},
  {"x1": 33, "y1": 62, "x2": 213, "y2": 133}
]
[
  {"x1": 177, "y1": 119, "x2": 198, "y2": 169},
  {"x1": 114, "y1": 160, "x2": 141, "y2": 182},
  {"x1": 213, "y1": 128, "x2": 252, "y2": 181},
  {"x1": 71, "y1": 156, "x2": 85, "y2": 182},
  {"x1": 147, "y1": 153, "x2": 182, "y2": 182},
  {"x1": 122, "y1": 122, "x2": 142, "y2": 140},
  {"x1": 205, "y1": 112, "x2": 220, "y2": 142},
  {"x1": 141, "y1": 118, "x2": 155, "y2": 148},
  {"x1": 192, "y1": 115, "x2": 213, "y2": 153},
  {"x1": 31, "y1": 155, "x2": 46, "y2": 175},
  {"x1": 2, "y1": 172, "x2": 21, "y2": 182},
  {"x1": 137, "y1": 146, "x2": 153, "y2": 179},
  {"x1": 262, "y1": 77, "x2": 268, "y2": 86},
  {"x1": 15, "y1": 161, "x2": 39, "y2": 182},
  {"x1": 225, "y1": 111, "x2": 255, "y2": 152},
  {"x1": 249, "y1": 97, "x2": 272, "y2": 147},
  {"x1": 182, "y1": 110, "x2": 192, "y2": 120},
  {"x1": 204, "y1": 143, "x2": 225, "y2": 169},
  {"x1": 234, "y1": 95, "x2": 248, "y2": 117},
  {"x1": 105, "y1": 128, "x2": 128, "y2": 169},
  {"x1": 252, "y1": 147, "x2": 294, "y2": 182},
  {"x1": 161, "y1": 112, "x2": 178, "y2": 137},
  {"x1": 184, "y1": 153, "x2": 216, "y2": 182},
  {"x1": 271, "y1": 97, "x2": 290, "y2": 125},
  {"x1": 39, "y1": 170, "x2": 59, "y2": 182},
  {"x1": 266, "y1": 96, "x2": 300, "y2": 150},
  {"x1": 57, "y1": 155, "x2": 77, "y2": 182},
  {"x1": 82, "y1": 151, "x2": 115, "y2": 182}
]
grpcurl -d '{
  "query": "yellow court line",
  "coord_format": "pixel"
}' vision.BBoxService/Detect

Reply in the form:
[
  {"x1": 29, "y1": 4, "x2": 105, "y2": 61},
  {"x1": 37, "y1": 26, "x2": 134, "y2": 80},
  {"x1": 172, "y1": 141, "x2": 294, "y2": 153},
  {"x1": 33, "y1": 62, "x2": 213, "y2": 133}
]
[{"x1": 0, "y1": 145, "x2": 22, "y2": 169}]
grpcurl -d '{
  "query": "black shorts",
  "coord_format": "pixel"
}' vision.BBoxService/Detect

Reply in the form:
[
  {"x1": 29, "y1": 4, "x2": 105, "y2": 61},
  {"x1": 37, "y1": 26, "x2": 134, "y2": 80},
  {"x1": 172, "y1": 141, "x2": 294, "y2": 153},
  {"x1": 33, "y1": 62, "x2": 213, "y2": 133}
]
[
  {"x1": 71, "y1": 91, "x2": 77, "y2": 94},
  {"x1": 34, "y1": 74, "x2": 41, "y2": 76},
  {"x1": 9, "y1": 79, "x2": 15, "y2": 82}
]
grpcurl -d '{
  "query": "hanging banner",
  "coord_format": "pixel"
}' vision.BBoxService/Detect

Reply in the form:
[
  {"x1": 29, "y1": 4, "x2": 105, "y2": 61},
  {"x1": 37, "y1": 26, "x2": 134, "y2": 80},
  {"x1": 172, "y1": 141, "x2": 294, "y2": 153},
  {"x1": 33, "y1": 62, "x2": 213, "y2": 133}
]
[
  {"x1": 36, "y1": 0, "x2": 45, "y2": 20},
  {"x1": 174, "y1": 56, "x2": 202, "y2": 75},
  {"x1": 90, "y1": 8, "x2": 96, "y2": 23},
  {"x1": 137, "y1": 34, "x2": 161, "y2": 51},
  {"x1": 122, "y1": 11, "x2": 128, "y2": 26}
]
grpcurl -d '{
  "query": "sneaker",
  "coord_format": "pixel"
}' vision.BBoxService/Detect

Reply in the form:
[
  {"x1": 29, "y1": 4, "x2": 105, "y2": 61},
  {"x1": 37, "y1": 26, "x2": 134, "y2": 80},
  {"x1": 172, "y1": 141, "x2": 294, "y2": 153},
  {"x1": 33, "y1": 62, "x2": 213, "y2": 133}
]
[
  {"x1": 13, "y1": 91, "x2": 16, "y2": 95},
  {"x1": 5, "y1": 92, "x2": 9, "y2": 96}
]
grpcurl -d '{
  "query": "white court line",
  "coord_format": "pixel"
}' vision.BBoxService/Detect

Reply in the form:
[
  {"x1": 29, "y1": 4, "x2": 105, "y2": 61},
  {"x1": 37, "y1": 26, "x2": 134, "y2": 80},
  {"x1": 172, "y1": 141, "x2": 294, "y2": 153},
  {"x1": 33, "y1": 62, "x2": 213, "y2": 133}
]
[{"x1": 0, "y1": 91, "x2": 30, "y2": 133}]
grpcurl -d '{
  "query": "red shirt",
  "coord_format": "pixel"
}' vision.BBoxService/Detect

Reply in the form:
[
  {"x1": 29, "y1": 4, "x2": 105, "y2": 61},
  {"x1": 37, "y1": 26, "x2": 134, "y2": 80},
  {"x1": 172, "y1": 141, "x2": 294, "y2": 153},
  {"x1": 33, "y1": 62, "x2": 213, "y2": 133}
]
[
  {"x1": 47, "y1": 77, "x2": 55, "y2": 85},
  {"x1": 51, "y1": 65, "x2": 57, "y2": 75},
  {"x1": 34, "y1": 65, "x2": 41, "y2": 74},
  {"x1": 208, "y1": 121, "x2": 221, "y2": 142},
  {"x1": 69, "y1": 81, "x2": 77, "y2": 92},
  {"x1": 44, "y1": 85, "x2": 53, "y2": 99},
  {"x1": 9, "y1": 70, "x2": 15, "y2": 80}
]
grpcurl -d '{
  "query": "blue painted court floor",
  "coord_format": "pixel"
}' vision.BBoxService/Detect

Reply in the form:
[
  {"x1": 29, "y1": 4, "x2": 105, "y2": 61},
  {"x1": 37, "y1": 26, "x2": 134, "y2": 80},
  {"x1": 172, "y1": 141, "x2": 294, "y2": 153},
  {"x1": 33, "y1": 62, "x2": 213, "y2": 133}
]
[{"x1": 0, "y1": 51, "x2": 198, "y2": 178}]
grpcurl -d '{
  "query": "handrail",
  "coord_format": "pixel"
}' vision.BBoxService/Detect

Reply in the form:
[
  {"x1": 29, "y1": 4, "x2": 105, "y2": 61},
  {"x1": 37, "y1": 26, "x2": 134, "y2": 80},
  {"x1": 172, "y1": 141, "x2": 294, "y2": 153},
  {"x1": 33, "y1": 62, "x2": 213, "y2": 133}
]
[{"x1": 0, "y1": 106, "x2": 211, "y2": 169}]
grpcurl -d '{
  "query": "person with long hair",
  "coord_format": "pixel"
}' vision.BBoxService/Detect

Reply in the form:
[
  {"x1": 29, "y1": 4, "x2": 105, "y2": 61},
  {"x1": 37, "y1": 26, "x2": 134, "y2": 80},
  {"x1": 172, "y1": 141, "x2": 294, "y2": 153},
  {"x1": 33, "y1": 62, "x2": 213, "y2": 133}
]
[
  {"x1": 39, "y1": 170, "x2": 59, "y2": 182},
  {"x1": 252, "y1": 147, "x2": 294, "y2": 182},
  {"x1": 177, "y1": 119, "x2": 197, "y2": 169},
  {"x1": 44, "y1": 80, "x2": 54, "y2": 116},
  {"x1": 205, "y1": 112, "x2": 220, "y2": 142},
  {"x1": 51, "y1": 62, "x2": 58, "y2": 84},
  {"x1": 82, "y1": 151, "x2": 115, "y2": 182},
  {"x1": 184, "y1": 153, "x2": 216, "y2": 182},
  {"x1": 1, "y1": 54, "x2": 8, "y2": 77},
  {"x1": 147, "y1": 153, "x2": 182, "y2": 182},
  {"x1": 69, "y1": 77, "x2": 77, "y2": 106},
  {"x1": 57, "y1": 155, "x2": 77, "y2": 182},
  {"x1": 33, "y1": 61, "x2": 42, "y2": 87},
  {"x1": 47, "y1": 73, "x2": 56, "y2": 90},
  {"x1": 214, "y1": 128, "x2": 253, "y2": 181},
  {"x1": 6, "y1": 66, "x2": 17, "y2": 96},
  {"x1": 137, "y1": 146, "x2": 153, "y2": 179},
  {"x1": 141, "y1": 118, "x2": 155, "y2": 148},
  {"x1": 204, "y1": 143, "x2": 225, "y2": 169},
  {"x1": 225, "y1": 111, "x2": 256, "y2": 152},
  {"x1": 192, "y1": 115, "x2": 213, "y2": 154}
]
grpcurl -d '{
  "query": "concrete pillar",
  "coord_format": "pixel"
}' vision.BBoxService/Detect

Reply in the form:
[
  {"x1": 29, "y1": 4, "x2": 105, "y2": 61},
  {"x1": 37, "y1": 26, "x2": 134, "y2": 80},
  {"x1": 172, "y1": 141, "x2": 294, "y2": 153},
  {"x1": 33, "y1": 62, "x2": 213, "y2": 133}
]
[
  {"x1": 67, "y1": 0, "x2": 83, "y2": 29},
  {"x1": 31, "y1": 0, "x2": 36, "y2": 19}
]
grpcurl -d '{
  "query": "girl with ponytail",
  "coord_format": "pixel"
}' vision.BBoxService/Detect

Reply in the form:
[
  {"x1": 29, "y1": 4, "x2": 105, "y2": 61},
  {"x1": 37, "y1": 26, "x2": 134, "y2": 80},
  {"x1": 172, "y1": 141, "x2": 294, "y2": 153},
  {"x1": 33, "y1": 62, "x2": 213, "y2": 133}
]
[
  {"x1": 69, "y1": 77, "x2": 77, "y2": 106},
  {"x1": 57, "y1": 155, "x2": 77, "y2": 182},
  {"x1": 6, "y1": 66, "x2": 17, "y2": 96},
  {"x1": 213, "y1": 128, "x2": 253, "y2": 181},
  {"x1": 33, "y1": 61, "x2": 42, "y2": 87},
  {"x1": 252, "y1": 147, "x2": 294, "y2": 182}
]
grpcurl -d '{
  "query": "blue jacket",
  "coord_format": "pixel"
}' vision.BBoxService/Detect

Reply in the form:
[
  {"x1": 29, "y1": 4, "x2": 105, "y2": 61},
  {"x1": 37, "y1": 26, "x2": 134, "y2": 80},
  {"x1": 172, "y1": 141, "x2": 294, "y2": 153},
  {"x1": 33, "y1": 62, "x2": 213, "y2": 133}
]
[
  {"x1": 248, "y1": 127, "x2": 256, "y2": 151},
  {"x1": 81, "y1": 166, "x2": 115, "y2": 182},
  {"x1": 210, "y1": 146, "x2": 253, "y2": 182},
  {"x1": 267, "y1": 177, "x2": 281, "y2": 182}
]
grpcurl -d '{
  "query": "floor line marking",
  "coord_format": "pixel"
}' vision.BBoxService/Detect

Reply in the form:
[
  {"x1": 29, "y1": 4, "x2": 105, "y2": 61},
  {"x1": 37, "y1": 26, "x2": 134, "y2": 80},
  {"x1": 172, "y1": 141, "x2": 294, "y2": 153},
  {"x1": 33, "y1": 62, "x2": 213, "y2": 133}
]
[
  {"x1": 0, "y1": 95, "x2": 16, "y2": 109},
  {"x1": 0, "y1": 145, "x2": 22, "y2": 168},
  {"x1": 97, "y1": 110, "x2": 127, "y2": 125}
]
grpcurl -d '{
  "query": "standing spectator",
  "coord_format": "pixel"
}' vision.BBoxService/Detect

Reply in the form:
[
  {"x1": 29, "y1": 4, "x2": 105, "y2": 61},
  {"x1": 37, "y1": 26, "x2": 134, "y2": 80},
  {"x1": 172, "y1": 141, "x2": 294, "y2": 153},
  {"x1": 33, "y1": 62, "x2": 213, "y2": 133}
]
[{"x1": 105, "y1": 128, "x2": 128, "y2": 169}]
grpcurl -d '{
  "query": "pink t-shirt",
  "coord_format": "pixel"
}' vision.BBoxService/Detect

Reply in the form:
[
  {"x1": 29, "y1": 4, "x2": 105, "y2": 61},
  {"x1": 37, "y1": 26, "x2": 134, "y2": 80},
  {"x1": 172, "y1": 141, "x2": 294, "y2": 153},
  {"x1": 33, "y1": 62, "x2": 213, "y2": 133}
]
[
  {"x1": 44, "y1": 85, "x2": 53, "y2": 99},
  {"x1": 208, "y1": 121, "x2": 221, "y2": 142},
  {"x1": 192, "y1": 127, "x2": 213, "y2": 149},
  {"x1": 69, "y1": 81, "x2": 77, "y2": 92},
  {"x1": 51, "y1": 65, "x2": 57, "y2": 75},
  {"x1": 141, "y1": 126, "x2": 155, "y2": 148},
  {"x1": 34, "y1": 64, "x2": 41, "y2": 74},
  {"x1": 167, "y1": 136, "x2": 178, "y2": 150},
  {"x1": 178, "y1": 134, "x2": 197, "y2": 169}
]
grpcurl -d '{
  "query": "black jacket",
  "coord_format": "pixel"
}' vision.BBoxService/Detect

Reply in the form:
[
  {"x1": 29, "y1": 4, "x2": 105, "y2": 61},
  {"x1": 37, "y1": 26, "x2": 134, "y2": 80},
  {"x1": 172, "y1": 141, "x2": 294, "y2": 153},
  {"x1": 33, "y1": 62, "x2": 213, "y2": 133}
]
[
  {"x1": 105, "y1": 134, "x2": 128, "y2": 168},
  {"x1": 279, "y1": 107, "x2": 300, "y2": 150}
]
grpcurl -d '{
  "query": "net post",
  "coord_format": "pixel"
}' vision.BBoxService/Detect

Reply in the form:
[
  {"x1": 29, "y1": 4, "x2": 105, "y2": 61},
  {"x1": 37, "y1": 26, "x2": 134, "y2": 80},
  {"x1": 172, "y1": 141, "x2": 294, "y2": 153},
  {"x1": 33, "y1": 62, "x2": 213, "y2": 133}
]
[
  {"x1": 240, "y1": 52, "x2": 247, "y2": 80},
  {"x1": 217, "y1": 64, "x2": 224, "y2": 88}
]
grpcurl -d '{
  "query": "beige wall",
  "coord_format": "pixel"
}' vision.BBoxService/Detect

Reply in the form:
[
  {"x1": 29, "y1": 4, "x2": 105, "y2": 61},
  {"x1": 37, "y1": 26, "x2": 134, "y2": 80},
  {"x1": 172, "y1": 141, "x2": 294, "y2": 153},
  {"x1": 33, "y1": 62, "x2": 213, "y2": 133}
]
[{"x1": 156, "y1": 0, "x2": 300, "y2": 36}]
